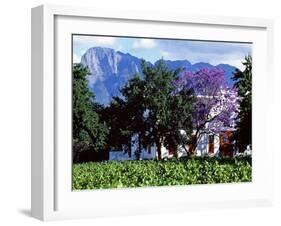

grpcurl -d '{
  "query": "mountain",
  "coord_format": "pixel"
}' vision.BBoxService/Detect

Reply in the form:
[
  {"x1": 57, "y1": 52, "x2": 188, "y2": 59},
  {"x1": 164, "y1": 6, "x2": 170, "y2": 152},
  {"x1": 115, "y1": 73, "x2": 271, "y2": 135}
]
[
  {"x1": 80, "y1": 47, "x2": 238, "y2": 105},
  {"x1": 81, "y1": 47, "x2": 142, "y2": 105},
  {"x1": 216, "y1": 64, "x2": 239, "y2": 85},
  {"x1": 154, "y1": 59, "x2": 192, "y2": 71}
]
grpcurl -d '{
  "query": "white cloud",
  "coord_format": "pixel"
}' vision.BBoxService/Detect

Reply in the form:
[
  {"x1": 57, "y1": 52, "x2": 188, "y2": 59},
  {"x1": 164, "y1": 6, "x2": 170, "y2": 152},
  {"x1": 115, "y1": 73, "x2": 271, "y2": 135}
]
[
  {"x1": 208, "y1": 52, "x2": 249, "y2": 70},
  {"x1": 157, "y1": 40, "x2": 251, "y2": 69},
  {"x1": 160, "y1": 47, "x2": 248, "y2": 70},
  {"x1": 73, "y1": 35, "x2": 124, "y2": 59},
  {"x1": 216, "y1": 59, "x2": 245, "y2": 70},
  {"x1": 133, "y1": 39, "x2": 157, "y2": 49},
  {"x1": 73, "y1": 36, "x2": 117, "y2": 48},
  {"x1": 73, "y1": 53, "x2": 81, "y2": 63},
  {"x1": 160, "y1": 50, "x2": 170, "y2": 58},
  {"x1": 94, "y1": 37, "x2": 117, "y2": 45}
]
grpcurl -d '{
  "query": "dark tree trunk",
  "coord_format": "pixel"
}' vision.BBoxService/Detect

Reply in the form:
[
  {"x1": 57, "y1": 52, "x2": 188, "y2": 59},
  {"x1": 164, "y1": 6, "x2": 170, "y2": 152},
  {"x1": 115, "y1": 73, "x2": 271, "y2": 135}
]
[
  {"x1": 128, "y1": 140, "x2": 132, "y2": 158},
  {"x1": 182, "y1": 144, "x2": 189, "y2": 156},
  {"x1": 189, "y1": 136, "x2": 199, "y2": 155},
  {"x1": 156, "y1": 139, "x2": 162, "y2": 160},
  {"x1": 189, "y1": 143, "x2": 196, "y2": 155},
  {"x1": 138, "y1": 134, "x2": 142, "y2": 154},
  {"x1": 189, "y1": 130, "x2": 202, "y2": 156},
  {"x1": 148, "y1": 144, "x2": 151, "y2": 154}
]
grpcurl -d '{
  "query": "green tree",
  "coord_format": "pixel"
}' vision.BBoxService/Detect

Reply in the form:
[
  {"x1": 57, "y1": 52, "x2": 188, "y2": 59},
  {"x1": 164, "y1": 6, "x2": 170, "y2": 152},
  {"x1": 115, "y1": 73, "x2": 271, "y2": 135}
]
[
  {"x1": 101, "y1": 60, "x2": 194, "y2": 160},
  {"x1": 141, "y1": 60, "x2": 194, "y2": 159},
  {"x1": 72, "y1": 63, "x2": 109, "y2": 153},
  {"x1": 101, "y1": 75, "x2": 148, "y2": 159},
  {"x1": 163, "y1": 88, "x2": 195, "y2": 155},
  {"x1": 232, "y1": 55, "x2": 252, "y2": 152},
  {"x1": 100, "y1": 96, "x2": 134, "y2": 157},
  {"x1": 120, "y1": 75, "x2": 147, "y2": 158}
]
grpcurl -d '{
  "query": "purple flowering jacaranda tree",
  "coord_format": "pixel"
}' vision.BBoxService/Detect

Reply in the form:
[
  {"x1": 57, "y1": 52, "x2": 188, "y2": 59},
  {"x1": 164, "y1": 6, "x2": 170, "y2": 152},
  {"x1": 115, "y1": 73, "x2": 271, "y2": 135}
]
[{"x1": 175, "y1": 67, "x2": 240, "y2": 154}]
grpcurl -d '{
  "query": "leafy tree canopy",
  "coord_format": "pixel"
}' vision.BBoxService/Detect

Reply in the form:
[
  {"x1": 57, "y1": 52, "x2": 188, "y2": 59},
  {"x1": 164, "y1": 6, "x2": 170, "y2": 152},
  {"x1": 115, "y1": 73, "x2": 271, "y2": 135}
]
[
  {"x1": 232, "y1": 55, "x2": 252, "y2": 151},
  {"x1": 72, "y1": 63, "x2": 109, "y2": 152},
  {"x1": 175, "y1": 67, "x2": 240, "y2": 154}
]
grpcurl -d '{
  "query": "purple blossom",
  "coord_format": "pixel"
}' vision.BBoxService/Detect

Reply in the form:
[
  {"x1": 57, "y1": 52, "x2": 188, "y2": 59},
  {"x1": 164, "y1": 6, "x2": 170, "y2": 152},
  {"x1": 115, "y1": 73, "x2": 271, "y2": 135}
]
[{"x1": 175, "y1": 67, "x2": 240, "y2": 135}]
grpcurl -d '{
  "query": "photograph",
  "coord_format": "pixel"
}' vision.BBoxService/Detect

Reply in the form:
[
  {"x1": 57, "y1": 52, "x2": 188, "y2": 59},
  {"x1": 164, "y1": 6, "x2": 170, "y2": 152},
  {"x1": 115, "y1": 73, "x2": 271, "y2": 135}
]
[{"x1": 72, "y1": 35, "x2": 252, "y2": 190}]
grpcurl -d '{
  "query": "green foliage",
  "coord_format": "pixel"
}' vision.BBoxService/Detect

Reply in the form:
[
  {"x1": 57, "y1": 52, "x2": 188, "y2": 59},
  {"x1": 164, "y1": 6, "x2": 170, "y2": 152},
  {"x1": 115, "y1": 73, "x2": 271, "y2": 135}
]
[
  {"x1": 99, "y1": 60, "x2": 195, "y2": 160},
  {"x1": 142, "y1": 60, "x2": 195, "y2": 159},
  {"x1": 72, "y1": 63, "x2": 109, "y2": 152},
  {"x1": 99, "y1": 74, "x2": 147, "y2": 159},
  {"x1": 73, "y1": 157, "x2": 252, "y2": 189},
  {"x1": 99, "y1": 96, "x2": 134, "y2": 156},
  {"x1": 232, "y1": 55, "x2": 252, "y2": 151},
  {"x1": 120, "y1": 75, "x2": 147, "y2": 157}
]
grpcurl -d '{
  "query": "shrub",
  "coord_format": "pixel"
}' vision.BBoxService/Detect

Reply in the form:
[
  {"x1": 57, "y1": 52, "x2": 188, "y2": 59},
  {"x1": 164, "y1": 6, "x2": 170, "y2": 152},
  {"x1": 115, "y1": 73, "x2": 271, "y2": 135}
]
[{"x1": 72, "y1": 156, "x2": 252, "y2": 190}]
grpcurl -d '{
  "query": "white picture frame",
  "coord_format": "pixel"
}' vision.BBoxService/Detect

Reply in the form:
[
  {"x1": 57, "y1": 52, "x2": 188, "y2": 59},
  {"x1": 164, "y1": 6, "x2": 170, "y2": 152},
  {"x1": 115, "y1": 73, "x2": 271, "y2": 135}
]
[{"x1": 31, "y1": 4, "x2": 274, "y2": 221}]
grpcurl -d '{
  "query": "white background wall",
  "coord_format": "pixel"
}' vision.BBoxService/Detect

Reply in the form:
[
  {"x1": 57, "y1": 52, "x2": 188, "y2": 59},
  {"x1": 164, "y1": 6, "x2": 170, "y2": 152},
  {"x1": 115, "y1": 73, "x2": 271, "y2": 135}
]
[{"x1": 0, "y1": 0, "x2": 280, "y2": 225}]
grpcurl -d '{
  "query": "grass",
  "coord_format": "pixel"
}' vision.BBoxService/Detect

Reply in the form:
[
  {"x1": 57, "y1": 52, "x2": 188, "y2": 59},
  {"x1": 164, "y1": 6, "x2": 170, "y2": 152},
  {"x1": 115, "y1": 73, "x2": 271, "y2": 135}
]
[{"x1": 72, "y1": 156, "x2": 252, "y2": 190}]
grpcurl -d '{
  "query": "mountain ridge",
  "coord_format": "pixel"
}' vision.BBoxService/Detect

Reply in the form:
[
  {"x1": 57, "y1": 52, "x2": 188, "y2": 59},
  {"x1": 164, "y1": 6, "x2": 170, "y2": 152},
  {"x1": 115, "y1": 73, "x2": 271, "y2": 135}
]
[{"x1": 80, "y1": 47, "x2": 238, "y2": 105}]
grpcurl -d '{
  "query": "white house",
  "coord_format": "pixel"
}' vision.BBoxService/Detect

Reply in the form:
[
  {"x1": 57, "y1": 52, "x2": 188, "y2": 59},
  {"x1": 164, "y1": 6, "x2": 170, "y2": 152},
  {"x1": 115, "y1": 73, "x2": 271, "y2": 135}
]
[
  {"x1": 109, "y1": 88, "x2": 240, "y2": 161},
  {"x1": 108, "y1": 130, "x2": 233, "y2": 161}
]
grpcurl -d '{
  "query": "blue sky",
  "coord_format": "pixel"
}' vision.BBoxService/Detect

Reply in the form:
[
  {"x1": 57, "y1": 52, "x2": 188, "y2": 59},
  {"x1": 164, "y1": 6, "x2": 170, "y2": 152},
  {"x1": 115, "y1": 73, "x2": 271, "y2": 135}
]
[{"x1": 73, "y1": 35, "x2": 252, "y2": 70}]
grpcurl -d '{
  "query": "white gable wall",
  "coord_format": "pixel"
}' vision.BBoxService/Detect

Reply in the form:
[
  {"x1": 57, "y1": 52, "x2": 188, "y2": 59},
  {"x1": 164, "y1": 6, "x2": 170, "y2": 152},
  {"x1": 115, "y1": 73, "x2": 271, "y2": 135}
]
[{"x1": 109, "y1": 133, "x2": 220, "y2": 161}]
